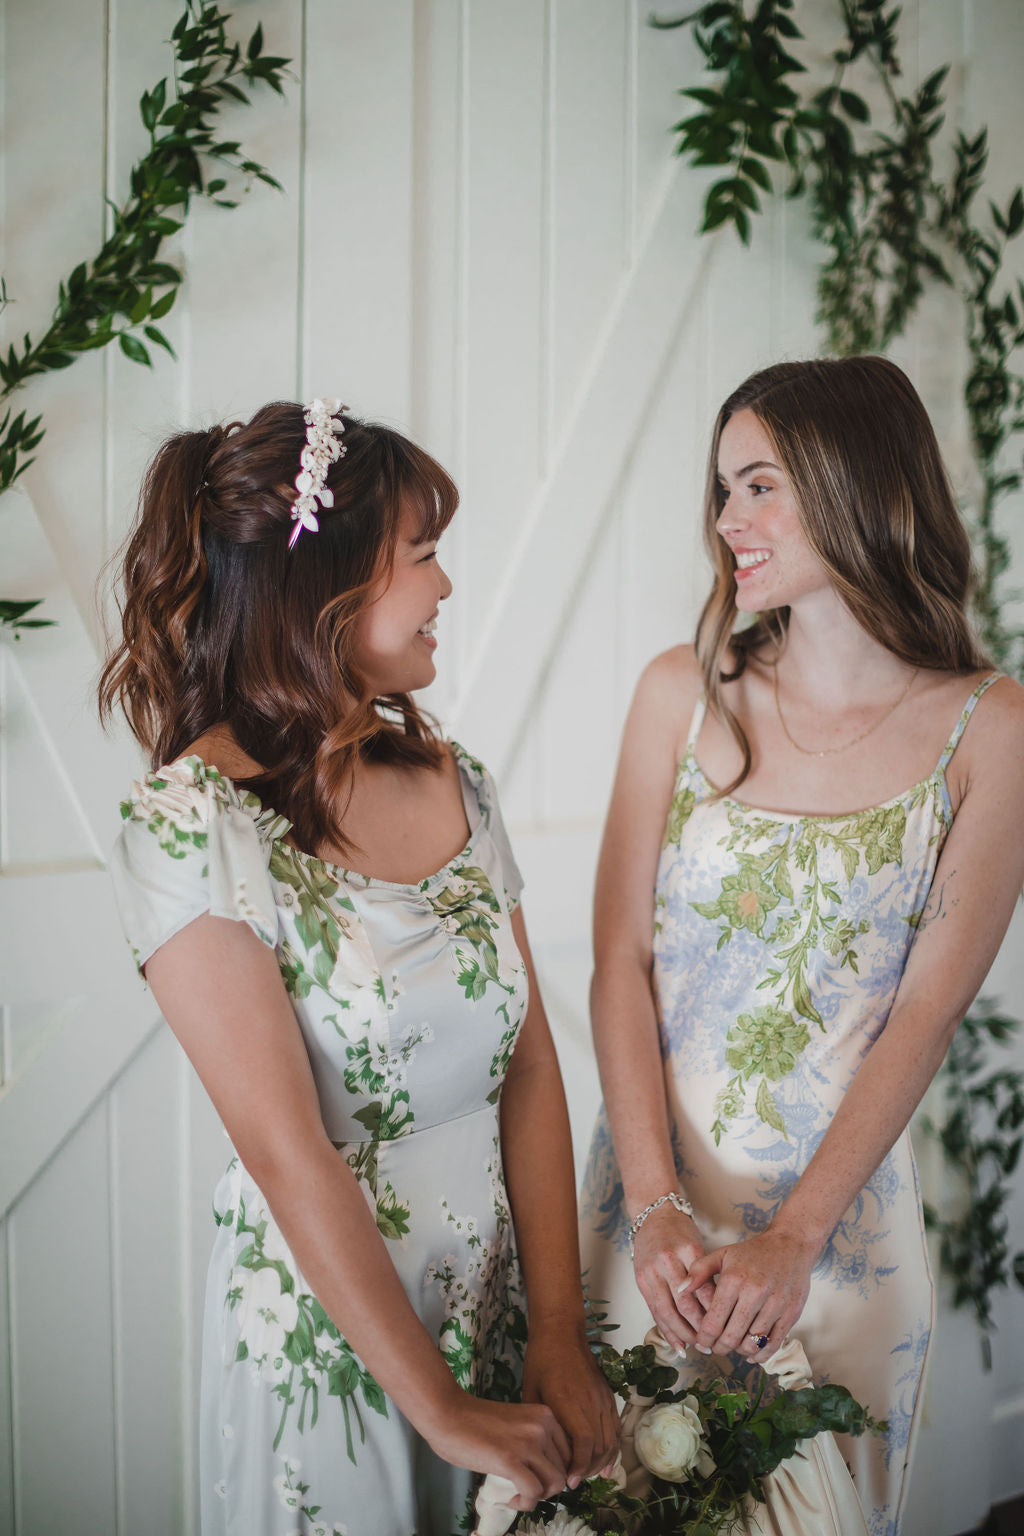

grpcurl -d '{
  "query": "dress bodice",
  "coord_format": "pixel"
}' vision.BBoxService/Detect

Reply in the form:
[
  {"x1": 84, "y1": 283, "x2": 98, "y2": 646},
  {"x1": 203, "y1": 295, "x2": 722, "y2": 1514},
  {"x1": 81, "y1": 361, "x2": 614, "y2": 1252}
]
[
  {"x1": 110, "y1": 742, "x2": 529, "y2": 1146},
  {"x1": 654, "y1": 678, "x2": 997, "y2": 1153}
]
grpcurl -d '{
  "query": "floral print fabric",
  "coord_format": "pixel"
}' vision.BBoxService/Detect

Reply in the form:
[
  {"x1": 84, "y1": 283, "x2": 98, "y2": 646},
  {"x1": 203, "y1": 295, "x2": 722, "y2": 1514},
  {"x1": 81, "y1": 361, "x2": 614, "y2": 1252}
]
[
  {"x1": 581, "y1": 678, "x2": 999, "y2": 1536},
  {"x1": 111, "y1": 745, "x2": 529, "y2": 1536}
]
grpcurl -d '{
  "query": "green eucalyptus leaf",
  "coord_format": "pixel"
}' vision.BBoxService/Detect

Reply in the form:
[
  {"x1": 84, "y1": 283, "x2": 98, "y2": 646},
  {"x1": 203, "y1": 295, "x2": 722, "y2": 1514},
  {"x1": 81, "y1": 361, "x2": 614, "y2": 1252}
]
[
  {"x1": 129, "y1": 287, "x2": 153, "y2": 324},
  {"x1": 119, "y1": 332, "x2": 152, "y2": 367},
  {"x1": 144, "y1": 323, "x2": 176, "y2": 357},
  {"x1": 838, "y1": 90, "x2": 869, "y2": 122},
  {"x1": 148, "y1": 289, "x2": 177, "y2": 320}
]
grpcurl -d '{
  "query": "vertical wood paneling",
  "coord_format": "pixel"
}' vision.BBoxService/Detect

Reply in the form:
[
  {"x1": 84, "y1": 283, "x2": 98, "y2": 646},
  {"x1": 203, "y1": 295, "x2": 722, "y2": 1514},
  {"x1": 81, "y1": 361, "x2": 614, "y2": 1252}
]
[
  {"x1": 2, "y1": 4, "x2": 1024, "y2": 1531},
  {"x1": 411, "y1": 0, "x2": 465, "y2": 724},
  {"x1": 186, "y1": 1060, "x2": 232, "y2": 1535},
  {"x1": 105, "y1": 0, "x2": 191, "y2": 565},
  {"x1": 462, "y1": 2, "x2": 546, "y2": 641},
  {"x1": 185, "y1": 0, "x2": 303, "y2": 423},
  {"x1": 9, "y1": 1104, "x2": 116, "y2": 1535},
  {"x1": 620, "y1": 307, "x2": 708, "y2": 692},
  {"x1": 548, "y1": 0, "x2": 629, "y2": 440},
  {"x1": 111, "y1": 1029, "x2": 185, "y2": 1536},
  {"x1": 2, "y1": 0, "x2": 108, "y2": 634},
  {"x1": 302, "y1": 0, "x2": 415, "y2": 419},
  {"x1": 0, "y1": 1223, "x2": 14, "y2": 1536},
  {"x1": 537, "y1": 510, "x2": 621, "y2": 825},
  {"x1": 634, "y1": 11, "x2": 695, "y2": 240}
]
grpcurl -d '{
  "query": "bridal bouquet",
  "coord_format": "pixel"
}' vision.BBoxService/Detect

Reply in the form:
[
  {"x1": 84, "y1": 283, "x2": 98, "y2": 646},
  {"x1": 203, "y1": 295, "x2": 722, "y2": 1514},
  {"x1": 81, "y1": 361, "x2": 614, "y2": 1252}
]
[{"x1": 473, "y1": 1329, "x2": 887, "y2": 1536}]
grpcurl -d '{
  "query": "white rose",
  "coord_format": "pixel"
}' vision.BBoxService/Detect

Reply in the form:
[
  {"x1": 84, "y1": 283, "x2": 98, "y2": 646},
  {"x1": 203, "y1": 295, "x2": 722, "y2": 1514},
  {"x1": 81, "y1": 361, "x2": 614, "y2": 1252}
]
[
  {"x1": 634, "y1": 1398, "x2": 715, "y2": 1482},
  {"x1": 517, "y1": 1516, "x2": 597, "y2": 1536}
]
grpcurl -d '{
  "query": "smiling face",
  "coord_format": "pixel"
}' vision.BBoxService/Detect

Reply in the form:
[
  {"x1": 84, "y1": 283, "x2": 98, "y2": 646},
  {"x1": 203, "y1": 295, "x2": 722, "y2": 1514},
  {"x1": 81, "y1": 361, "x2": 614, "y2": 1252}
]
[
  {"x1": 716, "y1": 409, "x2": 832, "y2": 614},
  {"x1": 353, "y1": 507, "x2": 453, "y2": 696}
]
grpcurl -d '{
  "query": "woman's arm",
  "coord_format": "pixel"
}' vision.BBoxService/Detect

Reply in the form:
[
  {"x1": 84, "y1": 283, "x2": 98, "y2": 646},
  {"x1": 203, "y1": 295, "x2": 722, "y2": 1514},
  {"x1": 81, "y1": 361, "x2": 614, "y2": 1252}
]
[
  {"x1": 501, "y1": 903, "x2": 620, "y2": 1486},
  {"x1": 590, "y1": 649, "x2": 714, "y2": 1351},
  {"x1": 684, "y1": 681, "x2": 1024, "y2": 1360},
  {"x1": 146, "y1": 915, "x2": 572, "y2": 1508}
]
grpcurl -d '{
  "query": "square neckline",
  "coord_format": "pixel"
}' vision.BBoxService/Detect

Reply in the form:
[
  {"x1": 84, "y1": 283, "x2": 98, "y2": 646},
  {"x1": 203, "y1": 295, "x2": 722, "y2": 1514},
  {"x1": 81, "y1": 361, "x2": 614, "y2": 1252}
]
[
  {"x1": 682, "y1": 671, "x2": 1001, "y2": 825},
  {"x1": 171, "y1": 746, "x2": 487, "y2": 895},
  {"x1": 684, "y1": 751, "x2": 944, "y2": 825}
]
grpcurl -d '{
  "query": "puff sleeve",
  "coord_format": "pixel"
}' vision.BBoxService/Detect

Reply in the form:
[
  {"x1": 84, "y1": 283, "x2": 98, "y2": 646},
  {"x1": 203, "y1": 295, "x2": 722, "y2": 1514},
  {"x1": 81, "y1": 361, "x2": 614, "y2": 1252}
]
[
  {"x1": 109, "y1": 758, "x2": 285, "y2": 973},
  {"x1": 451, "y1": 742, "x2": 524, "y2": 911}
]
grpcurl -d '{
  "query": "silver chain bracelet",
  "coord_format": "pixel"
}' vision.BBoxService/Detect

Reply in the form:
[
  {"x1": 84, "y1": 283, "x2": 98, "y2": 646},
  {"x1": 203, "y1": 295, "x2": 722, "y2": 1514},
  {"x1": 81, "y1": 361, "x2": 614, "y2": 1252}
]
[{"x1": 628, "y1": 1191, "x2": 695, "y2": 1258}]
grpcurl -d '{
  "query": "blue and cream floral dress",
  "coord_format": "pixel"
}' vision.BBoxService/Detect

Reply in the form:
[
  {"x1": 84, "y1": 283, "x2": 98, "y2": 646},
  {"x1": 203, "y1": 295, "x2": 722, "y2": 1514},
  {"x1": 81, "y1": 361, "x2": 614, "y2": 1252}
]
[
  {"x1": 581, "y1": 676, "x2": 1000, "y2": 1536},
  {"x1": 111, "y1": 743, "x2": 529, "y2": 1536}
]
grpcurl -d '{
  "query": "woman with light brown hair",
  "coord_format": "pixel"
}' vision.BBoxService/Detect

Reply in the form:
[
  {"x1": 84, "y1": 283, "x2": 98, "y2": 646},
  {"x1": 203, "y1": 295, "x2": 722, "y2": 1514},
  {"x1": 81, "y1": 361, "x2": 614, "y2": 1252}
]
[
  {"x1": 101, "y1": 399, "x2": 617, "y2": 1535},
  {"x1": 580, "y1": 356, "x2": 1024, "y2": 1532}
]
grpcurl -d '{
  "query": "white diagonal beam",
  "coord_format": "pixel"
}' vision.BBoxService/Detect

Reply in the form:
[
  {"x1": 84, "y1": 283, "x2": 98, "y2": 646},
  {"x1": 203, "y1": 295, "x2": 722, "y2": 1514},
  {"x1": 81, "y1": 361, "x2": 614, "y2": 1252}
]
[{"x1": 450, "y1": 160, "x2": 718, "y2": 778}]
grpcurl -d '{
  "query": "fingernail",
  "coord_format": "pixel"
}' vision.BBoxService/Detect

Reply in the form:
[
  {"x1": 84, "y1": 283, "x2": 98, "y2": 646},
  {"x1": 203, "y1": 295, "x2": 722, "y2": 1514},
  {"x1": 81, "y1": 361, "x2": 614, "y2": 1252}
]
[
  {"x1": 697, "y1": 1346, "x2": 713, "y2": 1355},
  {"x1": 677, "y1": 1281, "x2": 691, "y2": 1294}
]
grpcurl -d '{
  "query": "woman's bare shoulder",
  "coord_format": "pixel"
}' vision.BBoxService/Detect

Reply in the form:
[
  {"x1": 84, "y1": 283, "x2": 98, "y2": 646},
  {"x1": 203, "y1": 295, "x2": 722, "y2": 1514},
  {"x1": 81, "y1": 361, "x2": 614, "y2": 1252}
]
[
  {"x1": 636, "y1": 643, "x2": 702, "y2": 703},
  {"x1": 965, "y1": 670, "x2": 1024, "y2": 743},
  {"x1": 627, "y1": 645, "x2": 704, "y2": 758}
]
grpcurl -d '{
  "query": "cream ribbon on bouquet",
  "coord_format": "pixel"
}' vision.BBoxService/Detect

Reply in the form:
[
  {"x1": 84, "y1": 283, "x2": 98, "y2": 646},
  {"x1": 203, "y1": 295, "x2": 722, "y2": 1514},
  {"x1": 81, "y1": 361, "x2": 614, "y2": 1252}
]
[{"x1": 471, "y1": 1329, "x2": 868, "y2": 1536}]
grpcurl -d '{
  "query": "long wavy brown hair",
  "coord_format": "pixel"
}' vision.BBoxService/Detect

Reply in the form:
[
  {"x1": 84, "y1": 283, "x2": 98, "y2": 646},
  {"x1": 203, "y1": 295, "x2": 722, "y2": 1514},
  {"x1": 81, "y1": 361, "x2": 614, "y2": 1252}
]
[
  {"x1": 99, "y1": 402, "x2": 457, "y2": 852},
  {"x1": 695, "y1": 355, "x2": 990, "y2": 795}
]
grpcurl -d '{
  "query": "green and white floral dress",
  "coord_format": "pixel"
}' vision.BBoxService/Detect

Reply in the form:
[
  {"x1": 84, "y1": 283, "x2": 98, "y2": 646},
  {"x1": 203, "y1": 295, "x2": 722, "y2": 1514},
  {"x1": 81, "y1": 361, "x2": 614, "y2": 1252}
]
[
  {"x1": 581, "y1": 677, "x2": 999, "y2": 1536},
  {"x1": 111, "y1": 744, "x2": 529, "y2": 1536}
]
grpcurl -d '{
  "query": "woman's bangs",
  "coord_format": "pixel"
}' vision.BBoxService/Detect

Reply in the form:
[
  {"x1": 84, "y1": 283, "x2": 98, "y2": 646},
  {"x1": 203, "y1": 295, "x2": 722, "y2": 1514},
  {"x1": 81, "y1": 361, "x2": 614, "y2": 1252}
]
[{"x1": 396, "y1": 442, "x2": 459, "y2": 544}]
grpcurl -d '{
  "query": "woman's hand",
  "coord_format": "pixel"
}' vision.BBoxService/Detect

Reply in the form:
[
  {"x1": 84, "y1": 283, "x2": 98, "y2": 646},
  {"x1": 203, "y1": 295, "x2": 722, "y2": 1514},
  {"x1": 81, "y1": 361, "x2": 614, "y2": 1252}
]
[
  {"x1": 522, "y1": 1324, "x2": 621, "y2": 1488},
  {"x1": 680, "y1": 1225, "x2": 821, "y2": 1362},
  {"x1": 631, "y1": 1202, "x2": 716, "y2": 1354},
  {"x1": 425, "y1": 1392, "x2": 573, "y2": 1509}
]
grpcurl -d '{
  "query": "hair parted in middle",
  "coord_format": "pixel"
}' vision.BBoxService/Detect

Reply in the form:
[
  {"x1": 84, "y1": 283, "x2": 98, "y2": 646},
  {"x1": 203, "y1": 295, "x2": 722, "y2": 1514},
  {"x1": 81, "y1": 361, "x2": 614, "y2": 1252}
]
[
  {"x1": 695, "y1": 354, "x2": 990, "y2": 796},
  {"x1": 99, "y1": 401, "x2": 458, "y2": 854}
]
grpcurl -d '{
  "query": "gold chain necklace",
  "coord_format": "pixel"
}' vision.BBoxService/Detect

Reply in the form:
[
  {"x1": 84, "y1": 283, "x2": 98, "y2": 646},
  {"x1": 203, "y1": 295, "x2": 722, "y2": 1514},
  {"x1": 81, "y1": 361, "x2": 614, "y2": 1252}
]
[{"x1": 772, "y1": 663, "x2": 919, "y2": 758}]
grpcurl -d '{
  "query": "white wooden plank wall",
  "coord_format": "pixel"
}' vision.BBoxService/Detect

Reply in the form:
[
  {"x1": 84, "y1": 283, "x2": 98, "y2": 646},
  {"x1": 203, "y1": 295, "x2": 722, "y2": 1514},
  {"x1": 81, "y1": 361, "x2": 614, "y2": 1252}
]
[{"x1": 0, "y1": 2, "x2": 1022, "y2": 1532}]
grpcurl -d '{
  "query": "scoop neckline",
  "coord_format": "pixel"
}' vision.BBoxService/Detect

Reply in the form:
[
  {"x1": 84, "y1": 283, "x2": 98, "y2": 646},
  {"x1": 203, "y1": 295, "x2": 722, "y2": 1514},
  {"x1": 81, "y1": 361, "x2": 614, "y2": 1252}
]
[
  {"x1": 170, "y1": 750, "x2": 486, "y2": 895},
  {"x1": 683, "y1": 748, "x2": 944, "y2": 825}
]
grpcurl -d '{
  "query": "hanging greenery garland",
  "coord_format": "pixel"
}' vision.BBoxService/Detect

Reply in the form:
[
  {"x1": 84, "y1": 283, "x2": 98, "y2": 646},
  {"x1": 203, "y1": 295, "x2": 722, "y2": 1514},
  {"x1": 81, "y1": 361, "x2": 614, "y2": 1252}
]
[
  {"x1": 0, "y1": 0, "x2": 292, "y2": 635},
  {"x1": 653, "y1": 0, "x2": 1024, "y2": 1364}
]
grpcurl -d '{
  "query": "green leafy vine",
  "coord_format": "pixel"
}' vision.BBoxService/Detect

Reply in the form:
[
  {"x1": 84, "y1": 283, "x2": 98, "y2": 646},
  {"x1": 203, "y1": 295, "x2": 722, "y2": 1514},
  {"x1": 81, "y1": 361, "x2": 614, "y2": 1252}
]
[
  {"x1": 918, "y1": 1002, "x2": 1024, "y2": 1370},
  {"x1": 654, "y1": 0, "x2": 1024, "y2": 1360},
  {"x1": 0, "y1": 1, "x2": 292, "y2": 633}
]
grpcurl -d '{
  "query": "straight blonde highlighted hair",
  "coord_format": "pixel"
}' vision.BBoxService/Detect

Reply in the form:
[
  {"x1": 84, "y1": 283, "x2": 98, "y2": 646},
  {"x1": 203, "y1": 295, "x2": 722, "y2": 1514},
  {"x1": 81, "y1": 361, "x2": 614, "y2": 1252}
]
[{"x1": 695, "y1": 356, "x2": 990, "y2": 795}]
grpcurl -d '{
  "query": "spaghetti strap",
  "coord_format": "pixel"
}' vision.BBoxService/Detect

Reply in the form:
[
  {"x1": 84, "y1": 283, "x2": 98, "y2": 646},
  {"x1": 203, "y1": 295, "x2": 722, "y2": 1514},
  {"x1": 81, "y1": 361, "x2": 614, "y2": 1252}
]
[
  {"x1": 936, "y1": 673, "x2": 1002, "y2": 771},
  {"x1": 935, "y1": 672, "x2": 1002, "y2": 818},
  {"x1": 684, "y1": 692, "x2": 708, "y2": 756}
]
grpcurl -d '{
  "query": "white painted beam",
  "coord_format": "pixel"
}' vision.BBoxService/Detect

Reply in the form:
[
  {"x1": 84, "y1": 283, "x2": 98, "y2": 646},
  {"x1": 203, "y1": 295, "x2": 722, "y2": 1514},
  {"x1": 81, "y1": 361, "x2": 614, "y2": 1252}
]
[{"x1": 450, "y1": 160, "x2": 718, "y2": 779}]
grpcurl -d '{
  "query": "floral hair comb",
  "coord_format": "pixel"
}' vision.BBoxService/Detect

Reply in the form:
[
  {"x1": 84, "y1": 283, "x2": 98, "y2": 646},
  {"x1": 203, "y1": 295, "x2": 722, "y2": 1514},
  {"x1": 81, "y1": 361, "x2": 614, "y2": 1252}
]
[{"x1": 288, "y1": 397, "x2": 348, "y2": 548}]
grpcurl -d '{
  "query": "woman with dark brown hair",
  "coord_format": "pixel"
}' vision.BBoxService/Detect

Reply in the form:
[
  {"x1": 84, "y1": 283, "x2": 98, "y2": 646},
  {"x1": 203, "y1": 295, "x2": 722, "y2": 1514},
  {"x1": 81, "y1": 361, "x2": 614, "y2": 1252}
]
[
  {"x1": 580, "y1": 357, "x2": 1024, "y2": 1533},
  {"x1": 101, "y1": 400, "x2": 617, "y2": 1535}
]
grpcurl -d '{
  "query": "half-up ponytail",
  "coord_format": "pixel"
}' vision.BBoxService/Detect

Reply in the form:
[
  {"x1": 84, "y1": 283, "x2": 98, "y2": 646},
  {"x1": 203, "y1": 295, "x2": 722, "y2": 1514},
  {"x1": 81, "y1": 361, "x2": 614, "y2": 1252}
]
[
  {"x1": 100, "y1": 402, "x2": 458, "y2": 854},
  {"x1": 100, "y1": 426, "x2": 227, "y2": 755}
]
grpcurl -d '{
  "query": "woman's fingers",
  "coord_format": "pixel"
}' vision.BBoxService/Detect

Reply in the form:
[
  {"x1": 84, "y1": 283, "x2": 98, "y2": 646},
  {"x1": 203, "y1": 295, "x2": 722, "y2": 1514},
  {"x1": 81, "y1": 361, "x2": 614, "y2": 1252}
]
[
  {"x1": 670, "y1": 1279, "x2": 708, "y2": 1335},
  {"x1": 521, "y1": 1337, "x2": 620, "y2": 1486},
  {"x1": 647, "y1": 1277, "x2": 701, "y2": 1353},
  {"x1": 740, "y1": 1310, "x2": 787, "y2": 1362},
  {"x1": 685, "y1": 1233, "x2": 813, "y2": 1356},
  {"x1": 678, "y1": 1248, "x2": 724, "y2": 1296},
  {"x1": 509, "y1": 1410, "x2": 572, "y2": 1503}
]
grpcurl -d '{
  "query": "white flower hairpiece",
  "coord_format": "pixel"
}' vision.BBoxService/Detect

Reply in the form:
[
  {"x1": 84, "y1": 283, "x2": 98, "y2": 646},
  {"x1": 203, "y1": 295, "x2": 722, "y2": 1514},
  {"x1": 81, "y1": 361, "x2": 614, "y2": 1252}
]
[{"x1": 288, "y1": 397, "x2": 348, "y2": 548}]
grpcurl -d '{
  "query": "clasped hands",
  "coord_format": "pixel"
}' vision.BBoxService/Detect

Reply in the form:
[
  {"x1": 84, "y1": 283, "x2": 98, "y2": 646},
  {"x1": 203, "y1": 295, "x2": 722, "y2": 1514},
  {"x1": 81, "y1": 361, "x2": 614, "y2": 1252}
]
[{"x1": 631, "y1": 1202, "x2": 817, "y2": 1363}]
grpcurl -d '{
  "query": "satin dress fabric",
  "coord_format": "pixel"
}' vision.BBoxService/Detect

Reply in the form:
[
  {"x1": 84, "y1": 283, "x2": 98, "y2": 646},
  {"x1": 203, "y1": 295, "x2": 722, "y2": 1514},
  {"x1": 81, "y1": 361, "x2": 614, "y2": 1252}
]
[
  {"x1": 581, "y1": 676, "x2": 1000, "y2": 1536},
  {"x1": 112, "y1": 744, "x2": 529, "y2": 1536}
]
